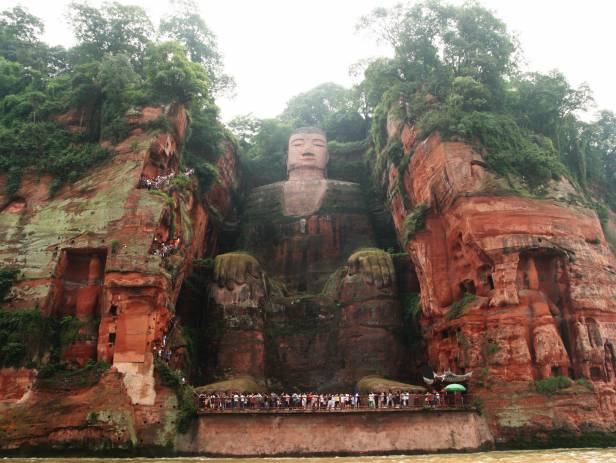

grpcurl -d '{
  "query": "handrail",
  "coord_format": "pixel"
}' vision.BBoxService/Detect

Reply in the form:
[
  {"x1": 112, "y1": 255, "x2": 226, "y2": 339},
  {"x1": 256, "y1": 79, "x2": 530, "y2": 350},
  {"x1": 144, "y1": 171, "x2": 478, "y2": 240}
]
[{"x1": 195, "y1": 393, "x2": 475, "y2": 413}]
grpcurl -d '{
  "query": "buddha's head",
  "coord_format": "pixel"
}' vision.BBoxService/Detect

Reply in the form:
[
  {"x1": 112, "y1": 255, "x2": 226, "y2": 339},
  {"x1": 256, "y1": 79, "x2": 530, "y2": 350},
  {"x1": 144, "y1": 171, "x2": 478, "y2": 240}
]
[{"x1": 287, "y1": 127, "x2": 328, "y2": 180}]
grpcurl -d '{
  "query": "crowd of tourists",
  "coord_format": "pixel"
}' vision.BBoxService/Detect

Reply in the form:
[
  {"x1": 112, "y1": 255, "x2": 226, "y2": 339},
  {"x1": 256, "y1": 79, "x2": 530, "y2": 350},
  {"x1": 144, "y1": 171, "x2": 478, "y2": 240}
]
[
  {"x1": 151, "y1": 236, "x2": 181, "y2": 257},
  {"x1": 153, "y1": 317, "x2": 180, "y2": 365},
  {"x1": 138, "y1": 168, "x2": 194, "y2": 191},
  {"x1": 196, "y1": 390, "x2": 467, "y2": 412}
]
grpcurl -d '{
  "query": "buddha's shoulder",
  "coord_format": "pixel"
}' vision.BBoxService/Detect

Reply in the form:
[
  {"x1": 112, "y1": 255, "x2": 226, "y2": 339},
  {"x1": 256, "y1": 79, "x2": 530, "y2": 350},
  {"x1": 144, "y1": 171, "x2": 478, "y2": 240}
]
[
  {"x1": 245, "y1": 181, "x2": 285, "y2": 205},
  {"x1": 246, "y1": 180, "x2": 362, "y2": 200},
  {"x1": 243, "y1": 179, "x2": 367, "y2": 221}
]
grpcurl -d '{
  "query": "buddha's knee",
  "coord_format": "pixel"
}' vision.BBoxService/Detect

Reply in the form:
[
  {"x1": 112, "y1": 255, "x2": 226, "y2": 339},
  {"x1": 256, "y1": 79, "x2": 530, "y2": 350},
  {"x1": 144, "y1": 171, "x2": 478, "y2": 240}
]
[
  {"x1": 214, "y1": 252, "x2": 263, "y2": 290},
  {"x1": 346, "y1": 248, "x2": 396, "y2": 290}
]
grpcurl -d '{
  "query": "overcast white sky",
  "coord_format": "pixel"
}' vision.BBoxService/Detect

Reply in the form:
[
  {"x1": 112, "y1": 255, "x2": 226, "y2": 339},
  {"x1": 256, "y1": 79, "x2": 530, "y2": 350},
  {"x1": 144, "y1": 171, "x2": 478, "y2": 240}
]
[{"x1": 5, "y1": 0, "x2": 616, "y2": 122}]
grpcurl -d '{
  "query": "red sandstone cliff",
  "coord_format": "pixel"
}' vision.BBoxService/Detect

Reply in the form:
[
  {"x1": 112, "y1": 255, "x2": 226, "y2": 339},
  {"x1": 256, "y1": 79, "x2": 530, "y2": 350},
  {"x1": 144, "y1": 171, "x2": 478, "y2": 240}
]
[
  {"x1": 0, "y1": 105, "x2": 241, "y2": 451},
  {"x1": 382, "y1": 116, "x2": 616, "y2": 439},
  {"x1": 2, "y1": 101, "x2": 616, "y2": 453}
]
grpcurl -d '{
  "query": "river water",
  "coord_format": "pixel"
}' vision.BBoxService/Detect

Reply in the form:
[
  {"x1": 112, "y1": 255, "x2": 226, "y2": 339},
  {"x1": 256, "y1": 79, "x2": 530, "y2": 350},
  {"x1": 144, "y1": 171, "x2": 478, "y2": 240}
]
[{"x1": 4, "y1": 449, "x2": 616, "y2": 463}]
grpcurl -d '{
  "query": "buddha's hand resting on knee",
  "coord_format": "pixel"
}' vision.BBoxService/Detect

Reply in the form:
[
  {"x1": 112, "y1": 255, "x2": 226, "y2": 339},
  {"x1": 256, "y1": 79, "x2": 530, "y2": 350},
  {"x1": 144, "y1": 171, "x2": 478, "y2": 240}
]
[
  {"x1": 214, "y1": 252, "x2": 262, "y2": 289},
  {"x1": 346, "y1": 248, "x2": 395, "y2": 289}
]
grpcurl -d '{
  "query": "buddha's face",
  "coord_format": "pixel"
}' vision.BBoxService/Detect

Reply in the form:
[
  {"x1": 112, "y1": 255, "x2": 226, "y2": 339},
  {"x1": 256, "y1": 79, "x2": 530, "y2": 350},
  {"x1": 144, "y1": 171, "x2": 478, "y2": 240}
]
[{"x1": 287, "y1": 132, "x2": 328, "y2": 176}]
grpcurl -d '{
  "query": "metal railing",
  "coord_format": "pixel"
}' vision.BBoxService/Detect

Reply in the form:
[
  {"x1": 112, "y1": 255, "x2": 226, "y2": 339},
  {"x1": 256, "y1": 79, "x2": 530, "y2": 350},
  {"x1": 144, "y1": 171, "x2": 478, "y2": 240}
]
[{"x1": 196, "y1": 393, "x2": 475, "y2": 414}]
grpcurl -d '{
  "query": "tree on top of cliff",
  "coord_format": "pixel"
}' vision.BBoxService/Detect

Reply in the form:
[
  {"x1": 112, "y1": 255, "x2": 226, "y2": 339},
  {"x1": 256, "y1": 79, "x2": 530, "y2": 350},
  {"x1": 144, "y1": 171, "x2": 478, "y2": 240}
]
[
  {"x1": 356, "y1": 0, "x2": 616, "y2": 204},
  {"x1": 159, "y1": 0, "x2": 235, "y2": 96},
  {"x1": 67, "y1": 1, "x2": 155, "y2": 67},
  {"x1": 280, "y1": 82, "x2": 368, "y2": 143},
  {"x1": 0, "y1": 2, "x2": 231, "y2": 197}
]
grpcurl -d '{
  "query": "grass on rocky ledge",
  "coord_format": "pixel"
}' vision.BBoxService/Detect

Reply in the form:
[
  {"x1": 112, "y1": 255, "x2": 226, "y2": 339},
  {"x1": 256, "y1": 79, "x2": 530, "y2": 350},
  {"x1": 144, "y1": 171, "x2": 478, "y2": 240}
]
[
  {"x1": 445, "y1": 293, "x2": 477, "y2": 321},
  {"x1": 534, "y1": 375, "x2": 572, "y2": 395}
]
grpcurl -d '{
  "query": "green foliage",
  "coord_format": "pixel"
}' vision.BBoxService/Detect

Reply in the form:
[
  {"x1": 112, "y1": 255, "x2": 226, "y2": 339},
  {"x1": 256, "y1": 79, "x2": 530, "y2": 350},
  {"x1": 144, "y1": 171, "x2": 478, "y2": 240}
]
[
  {"x1": 280, "y1": 82, "x2": 368, "y2": 142},
  {"x1": 357, "y1": 1, "x2": 616, "y2": 201},
  {"x1": 237, "y1": 118, "x2": 292, "y2": 187},
  {"x1": 402, "y1": 292, "x2": 421, "y2": 321},
  {"x1": 404, "y1": 203, "x2": 430, "y2": 241},
  {"x1": 0, "y1": 267, "x2": 19, "y2": 301},
  {"x1": 143, "y1": 40, "x2": 209, "y2": 105},
  {"x1": 0, "y1": 120, "x2": 112, "y2": 196},
  {"x1": 397, "y1": 292, "x2": 424, "y2": 353},
  {"x1": 155, "y1": 358, "x2": 182, "y2": 388},
  {"x1": 445, "y1": 293, "x2": 477, "y2": 321},
  {"x1": 327, "y1": 139, "x2": 367, "y2": 155},
  {"x1": 472, "y1": 396, "x2": 483, "y2": 414},
  {"x1": 58, "y1": 315, "x2": 85, "y2": 347},
  {"x1": 0, "y1": 308, "x2": 54, "y2": 367},
  {"x1": 67, "y1": 1, "x2": 154, "y2": 66},
  {"x1": 176, "y1": 384, "x2": 198, "y2": 433},
  {"x1": 110, "y1": 240, "x2": 119, "y2": 255},
  {"x1": 485, "y1": 340, "x2": 501, "y2": 355},
  {"x1": 575, "y1": 377, "x2": 594, "y2": 391},
  {"x1": 482, "y1": 337, "x2": 501, "y2": 361},
  {"x1": 384, "y1": 139, "x2": 404, "y2": 165},
  {"x1": 0, "y1": 3, "x2": 226, "y2": 194},
  {"x1": 37, "y1": 360, "x2": 110, "y2": 391},
  {"x1": 159, "y1": 0, "x2": 234, "y2": 96},
  {"x1": 183, "y1": 101, "x2": 226, "y2": 192},
  {"x1": 168, "y1": 174, "x2": 192, "y2": 192},
  {"x1": 149, "y1": 189, "x2": 174, "y2": 206},
  {"x1": 182, "y1": 149, "x2": 219, "y2": 192},
  {"x1": 154, "y1": 359, "x2": 196, "y2": 432},
  {"x1": 534, "y1": 375, "x2": 573, "y2": 396}
]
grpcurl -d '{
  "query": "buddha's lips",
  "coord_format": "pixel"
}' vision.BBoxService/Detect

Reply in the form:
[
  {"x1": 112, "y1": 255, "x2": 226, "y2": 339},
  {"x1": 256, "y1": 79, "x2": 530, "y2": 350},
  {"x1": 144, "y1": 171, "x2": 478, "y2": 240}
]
[{"x1": 301, "y1": 152, "x2": 316, "y2": 157}]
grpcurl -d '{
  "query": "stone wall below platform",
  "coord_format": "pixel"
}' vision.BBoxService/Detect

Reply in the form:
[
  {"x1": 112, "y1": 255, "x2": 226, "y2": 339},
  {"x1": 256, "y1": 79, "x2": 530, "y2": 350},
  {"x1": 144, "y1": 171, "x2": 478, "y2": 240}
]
[{"x1": 175, "y1": 410, "x2": 493, "y2": 456}]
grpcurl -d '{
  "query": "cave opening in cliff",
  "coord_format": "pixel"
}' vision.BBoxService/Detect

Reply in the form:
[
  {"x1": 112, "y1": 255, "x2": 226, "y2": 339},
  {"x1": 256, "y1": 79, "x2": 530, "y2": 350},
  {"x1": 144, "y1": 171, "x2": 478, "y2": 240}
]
[
  {"x1": 140, "y1": 139, "x2": 179, "y2": 180},
  {"x1": 591, "y1": 366, "x2": 603, "y2": 381}
]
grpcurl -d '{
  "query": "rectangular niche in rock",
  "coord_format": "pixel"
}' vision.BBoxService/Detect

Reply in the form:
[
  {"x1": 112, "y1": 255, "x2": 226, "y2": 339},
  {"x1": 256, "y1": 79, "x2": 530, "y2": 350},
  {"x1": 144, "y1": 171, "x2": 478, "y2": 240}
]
[
  {"x1": 48, "y1": 248, "x2": 107, "y2": 367},
  {"x1": 50, "y1": 248, "x2": 107, "y2": 319}
]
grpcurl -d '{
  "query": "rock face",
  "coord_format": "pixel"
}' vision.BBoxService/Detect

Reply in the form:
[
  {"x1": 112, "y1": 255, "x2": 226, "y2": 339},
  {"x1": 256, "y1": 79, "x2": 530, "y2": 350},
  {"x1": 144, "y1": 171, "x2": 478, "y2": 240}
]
[
  {"x1": 2, "y1": 104, "x2": 616, "y2": 454},
  {"x1": 0, "y1": 105, "x2": 241, "y2": 451},
  {"x1": 0, "y1": 105, "x2": 207, "y2": 405},
  {"x1": 382, "y1": 120, "x2": 616, "y2": 437}
]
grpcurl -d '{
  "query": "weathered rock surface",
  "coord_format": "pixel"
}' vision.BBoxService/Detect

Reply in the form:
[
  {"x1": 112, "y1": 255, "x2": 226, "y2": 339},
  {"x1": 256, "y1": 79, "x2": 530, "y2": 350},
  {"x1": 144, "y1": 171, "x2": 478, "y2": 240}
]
[
  {"x1": 176, "y1": 410, "x2": 493, "y2": 456},
  {"x1": 2, "y1": 104, "x2": 616, "y2": 455},
  {"x1": 0, "y1": 105, "x2": 238, "y2": 451},
  {"x1": 383, "y1": 121, "x2": 616, "y2": 438}
]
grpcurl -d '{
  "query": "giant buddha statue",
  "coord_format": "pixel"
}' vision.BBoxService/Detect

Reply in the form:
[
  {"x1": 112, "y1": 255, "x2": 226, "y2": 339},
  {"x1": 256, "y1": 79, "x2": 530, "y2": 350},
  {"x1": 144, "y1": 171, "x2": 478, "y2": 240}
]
[{"x1": 208, "y1": 127, "x2": 408, "y2": 390}]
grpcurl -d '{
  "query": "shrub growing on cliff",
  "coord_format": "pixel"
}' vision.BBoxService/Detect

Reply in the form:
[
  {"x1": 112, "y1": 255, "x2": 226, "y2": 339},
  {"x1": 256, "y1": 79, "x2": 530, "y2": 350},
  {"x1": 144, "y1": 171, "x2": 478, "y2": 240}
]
[
  {"x1": 404, "y1": 203, "x2": 429, "y2": 241},
  {"x1": 534, "y1": 375, "x2": 572, "y2": 396},
  {"x1": 0, "y1": 267, "x2": 19, "y2": 301},
  {"x1": 445, "y1": 293, "x2": 477, "y2": 321},
  {"x1": 154, "y1": 359, "x2": 196, "y2": 432},
  {"x1": 36, "y1": 360, "x2": 110, "y2": 391},
  {"x1": 0, "y1": 308, "x2": 53, "y2": 367}
]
